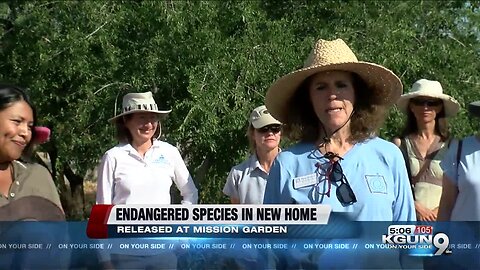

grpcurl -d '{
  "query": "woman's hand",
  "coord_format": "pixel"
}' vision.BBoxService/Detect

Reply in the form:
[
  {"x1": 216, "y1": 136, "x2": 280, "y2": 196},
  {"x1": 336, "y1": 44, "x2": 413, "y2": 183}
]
[{"x1": 415, "y1": 201, "x2": 437, "y2": 221}]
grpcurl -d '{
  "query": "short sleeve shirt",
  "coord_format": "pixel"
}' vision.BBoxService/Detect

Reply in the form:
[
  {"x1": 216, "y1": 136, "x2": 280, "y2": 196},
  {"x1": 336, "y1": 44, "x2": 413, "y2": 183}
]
[
  {"x1": 0, "y1": 160, "x2": 62, "y2": 209},
  {"x1": 223, "y1": 154, "x2": 269, "y2": 204}
]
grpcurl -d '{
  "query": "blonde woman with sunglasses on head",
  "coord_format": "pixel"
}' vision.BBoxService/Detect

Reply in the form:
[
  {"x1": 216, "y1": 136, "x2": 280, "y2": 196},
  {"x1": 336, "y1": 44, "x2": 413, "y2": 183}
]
[
  {"x1": 393, "y1": 79, "x2": 460, "y2": 222},
  {"x1": 223, "y1": 105, "x2": 282, "y2": 205}
]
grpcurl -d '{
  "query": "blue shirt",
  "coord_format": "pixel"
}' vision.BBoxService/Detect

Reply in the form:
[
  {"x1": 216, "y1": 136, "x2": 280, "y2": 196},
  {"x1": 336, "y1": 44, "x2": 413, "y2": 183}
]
[{"x1": 263, "y1": 137, "x2": 416, "y2": 221}]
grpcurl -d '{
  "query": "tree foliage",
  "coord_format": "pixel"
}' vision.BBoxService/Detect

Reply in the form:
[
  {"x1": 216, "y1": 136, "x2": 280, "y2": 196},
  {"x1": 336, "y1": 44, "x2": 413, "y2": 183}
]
[{"x1": 1, "y1": 1, "x2": 478, "y2": 219}]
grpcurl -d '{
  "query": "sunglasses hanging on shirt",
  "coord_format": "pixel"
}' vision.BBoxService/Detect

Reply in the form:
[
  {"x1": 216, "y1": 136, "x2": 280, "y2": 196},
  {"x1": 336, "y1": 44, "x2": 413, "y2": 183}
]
[{"x1": 315, "y1": 151, "x2": 357, "y2": 205}]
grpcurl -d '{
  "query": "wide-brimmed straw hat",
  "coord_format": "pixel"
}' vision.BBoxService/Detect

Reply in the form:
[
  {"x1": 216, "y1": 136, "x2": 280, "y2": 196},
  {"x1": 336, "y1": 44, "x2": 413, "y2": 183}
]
[
  {"x1": 468, "y1": 101, "x2": 480, "y2": 118},
  {"x1": 109, "y1": 91, "x2": 171, "y2": 122},
  {"x1": 397, "y1": 79, "x2": 460, "y2": 117},
  {"x1": 249, "y1": 105, "x2": 281, "y2": 129},
  {"x1": 265, "y1": 38, "x2": 403, "y2": 123}
]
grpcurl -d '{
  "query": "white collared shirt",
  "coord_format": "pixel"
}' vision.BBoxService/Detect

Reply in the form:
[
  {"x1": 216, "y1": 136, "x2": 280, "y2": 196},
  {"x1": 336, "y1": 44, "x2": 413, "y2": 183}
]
[{"x1": 96, "y1": 140, "x2": 198, "y2": 205}]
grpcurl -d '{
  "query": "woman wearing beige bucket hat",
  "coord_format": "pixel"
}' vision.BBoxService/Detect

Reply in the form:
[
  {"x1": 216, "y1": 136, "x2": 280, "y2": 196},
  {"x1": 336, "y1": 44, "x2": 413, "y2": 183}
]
[
  {"x1": 263, "y1": 38, "x2": 415, "y2": 223},
  {"x1": 223, "y1": 105, "x2": 282, "y2": 205},
  {"x1": 96, "y1": 91, "x2": 198, "y2": 269},
  {"x1": 393, "y1": 79, "x2": 459, "y2": 222}
]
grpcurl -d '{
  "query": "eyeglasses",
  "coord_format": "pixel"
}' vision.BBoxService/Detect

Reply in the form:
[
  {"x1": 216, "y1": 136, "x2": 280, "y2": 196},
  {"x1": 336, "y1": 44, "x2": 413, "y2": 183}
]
[
  {"x1": 410, "y1": 98, "x2": 443, "y2": 107},
  {"x1": 257, "y1": 125, "x2": 282, "y2": 134},
  {"x1": 316, "y1": 152, "x2": 357, "y2": 205}
]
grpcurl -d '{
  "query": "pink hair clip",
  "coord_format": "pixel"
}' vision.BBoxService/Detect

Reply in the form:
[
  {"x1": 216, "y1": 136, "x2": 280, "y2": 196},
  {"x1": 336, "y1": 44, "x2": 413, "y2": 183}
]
[{"x1": 33, "y1": 126, "x2": 51, "y2": 144}]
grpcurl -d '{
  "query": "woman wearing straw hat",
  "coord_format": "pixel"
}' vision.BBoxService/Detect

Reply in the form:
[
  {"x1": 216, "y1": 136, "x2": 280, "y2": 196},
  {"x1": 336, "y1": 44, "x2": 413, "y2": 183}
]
[
  {"x1": 96, "y1": 91, "x2": 198, "y2": 269},
  {"x1": 263, "y1": 38, "x2": 415, "y2": 222},
  {"x1": 223, "y1": 105, "x2": 282, "y2": 205},
  {"x1": 438, "y1": 101, "x2": 480, "y2": 221},
  {"x1": 393, "y1": 79, "x2": 460, "y2": 222}
]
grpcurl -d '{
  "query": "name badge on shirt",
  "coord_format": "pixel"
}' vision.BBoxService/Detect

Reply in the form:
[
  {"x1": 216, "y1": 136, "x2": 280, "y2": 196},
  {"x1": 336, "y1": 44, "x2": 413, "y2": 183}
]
[{"x1": 293, "y1": 173, "x2": 318, "y2": 189}]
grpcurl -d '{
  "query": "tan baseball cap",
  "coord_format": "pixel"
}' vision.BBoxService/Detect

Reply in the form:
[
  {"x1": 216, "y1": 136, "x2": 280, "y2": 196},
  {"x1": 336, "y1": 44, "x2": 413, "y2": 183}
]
[{"x1": 249, "y1": 105, "x2": 281, "y2": 129}]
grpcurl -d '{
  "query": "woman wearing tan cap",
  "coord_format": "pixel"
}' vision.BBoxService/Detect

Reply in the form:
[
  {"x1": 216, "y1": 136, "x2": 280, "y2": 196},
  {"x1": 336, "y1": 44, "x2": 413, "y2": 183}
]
[
  {"x1": 263, "y1": 39, "x2": 415, "y2": 222},
  {"x1": 221, "y1": 105, "x2": 282, "y2": 269},
  {"x1": 393, "y1": 79, "x2": 460, "y2": 222},
  {"x1": 223, "y1": 105, "x2": 282, "y2": 205}
]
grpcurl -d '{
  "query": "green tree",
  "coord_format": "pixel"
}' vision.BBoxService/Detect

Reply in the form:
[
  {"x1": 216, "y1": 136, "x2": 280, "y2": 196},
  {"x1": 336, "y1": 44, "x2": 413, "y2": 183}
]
[{"x1": 1, "y1": 1, "x2": 478, "y2": 219}]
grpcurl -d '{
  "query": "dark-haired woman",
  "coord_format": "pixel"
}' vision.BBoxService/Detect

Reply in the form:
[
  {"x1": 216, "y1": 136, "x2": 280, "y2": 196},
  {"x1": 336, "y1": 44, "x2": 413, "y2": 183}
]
[
  {"x1": 394, "y1": 79, "x2": 459, "y2": 222},
  {"x1": 0, "y1": 84, "x2": 63, "y2": 217},
  {"x1": 0, "y1": 84, "x2": 66, "y2": 269}
]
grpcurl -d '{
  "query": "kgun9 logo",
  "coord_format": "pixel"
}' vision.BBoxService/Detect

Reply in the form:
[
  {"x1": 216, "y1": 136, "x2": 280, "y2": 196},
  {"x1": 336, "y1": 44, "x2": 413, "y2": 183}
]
[{"x1": 382, "y1": 225, "x2": 452, "y2": 256}]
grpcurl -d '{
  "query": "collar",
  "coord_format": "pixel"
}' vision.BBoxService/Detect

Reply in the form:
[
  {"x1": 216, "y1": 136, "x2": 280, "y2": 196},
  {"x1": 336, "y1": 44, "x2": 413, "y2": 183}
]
[
  {"x1": 249, "y1": 148, "x2": 281, "y2": 173},
  {"x1": 119, "y1": 139, "x2": 162, "y2": 153},
  {"x1": 249, "y1": 154, "x2": 262, "y2": 172},
  {"x1": 12, "y1": 160, "x2": 28, "y2": 182}
]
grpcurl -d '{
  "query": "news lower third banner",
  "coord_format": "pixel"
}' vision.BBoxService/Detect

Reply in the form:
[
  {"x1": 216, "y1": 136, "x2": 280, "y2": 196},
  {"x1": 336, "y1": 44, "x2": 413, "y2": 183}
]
[
  {"x1": 86, "y1": 204, "x2": 332, "y2": 238},
  {"x1": 0, "y1": 205, "x2": 479, "y2": 269}
]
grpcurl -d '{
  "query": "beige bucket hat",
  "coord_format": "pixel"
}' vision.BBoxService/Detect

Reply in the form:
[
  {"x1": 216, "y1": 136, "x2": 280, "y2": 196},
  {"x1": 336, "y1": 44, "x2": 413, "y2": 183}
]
[
  {"x1": 109, "y1": 91, "x2": 171, "y2": 122},
  {"x1": 397, "y1": 79, "x2": 460, "y2": 117},
  {"x1": 249, "y1": 105, "x2": 281, "y2": 129},
  {"x1": 265, "y1": 38, "x2": 403, "y2": 123}
]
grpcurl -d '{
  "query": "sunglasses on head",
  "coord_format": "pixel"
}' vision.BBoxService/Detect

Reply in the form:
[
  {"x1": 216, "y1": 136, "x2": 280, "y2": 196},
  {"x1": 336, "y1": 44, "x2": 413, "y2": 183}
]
[
  {"x1": 257, "y1": 125, "x2": 282, "y2": 134},
  {"x1": 316, "y1": 152, "x2": 357, "y2": 205},
  {"x1": 410, "y1": 98, "x2": 443, "y2": 107}
]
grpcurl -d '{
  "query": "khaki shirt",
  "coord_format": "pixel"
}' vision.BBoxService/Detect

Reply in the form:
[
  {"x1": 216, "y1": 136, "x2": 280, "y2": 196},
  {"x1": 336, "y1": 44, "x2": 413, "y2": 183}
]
[{"x1": 0, "y1": 160, "x2": 62, "y2": 209}]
